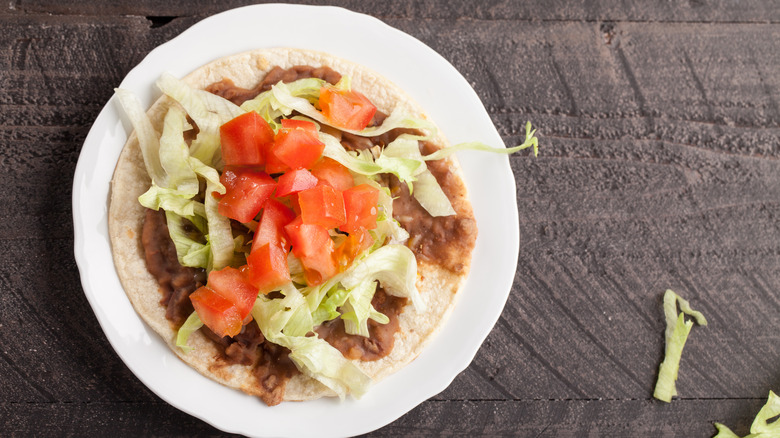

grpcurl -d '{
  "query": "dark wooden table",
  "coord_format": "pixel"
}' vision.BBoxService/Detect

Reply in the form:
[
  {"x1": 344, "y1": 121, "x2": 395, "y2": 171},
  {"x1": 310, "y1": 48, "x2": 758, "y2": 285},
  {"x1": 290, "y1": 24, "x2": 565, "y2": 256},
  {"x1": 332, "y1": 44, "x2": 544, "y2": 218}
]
[{"x1": 3, "y1": 1, "x2": 780, "y2": 436}]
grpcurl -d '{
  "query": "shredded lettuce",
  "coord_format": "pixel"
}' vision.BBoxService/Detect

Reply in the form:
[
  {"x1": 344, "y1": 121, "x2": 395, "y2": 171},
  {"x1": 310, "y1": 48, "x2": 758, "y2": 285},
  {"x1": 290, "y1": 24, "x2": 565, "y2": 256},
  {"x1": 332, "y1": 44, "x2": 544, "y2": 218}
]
[
  {"x1": 251, "y1": 286, "x2": 371, "y2": 399},
  {"x1": 320, "y1": 132, "x2": 384, "y2": 176},
  {"x1": 274, "y1": 334, "x2": 371, "y2": 400},
  {"x1": 138, "y1": 185, "x2": 206, "y2": 218},
  {"x1": 340, "y1": 279, "x2": 388, "y2": 337},
  {"x1": 114, "y1": 88, "x2": 167, "y2": 186},
  {"x1": 376, "y1": 134, "x2": 426, "y2": 192},
  {"x1": 714, "y1": 391, "x2": 780, "y2": 437},
  {"x1": 287, "y1": 252, "x2": 306, "y2": 284},
  {"x1": 321, "y1": 132, "x2": 455, "y2": 217},
  {"x1": 333, "y1": 75, "x2": 351, "y2": 92},
  {"x1": 283, "y1": 293, "x2": 316, "y2": 338},
  {"x1": 176, "y1": 312, "x2": 203, "y2": 353},
  {"x1": 188, "y1": 156, "x2": 224, "y2": 193},
  {"x1": 269, "y1": 80, "x2": 437, "y2": 138},
  {"x1": 158, "y1": 105, "x2": 199, "y2": 196},
  {"x1": 249, "y1": 282, "x2": 313, "y2": 337},
  {"x1": 245, "y1": 245, "x2": 423, "y2": 398},
  {"x1": 118, "y1": 81, "x2": 233, "y2": 270},
  {"x1": 424, "y1": 121, "x2": 540, "y2": 161},
  {"x1": 240, "y1": 78, "x2": 326, "y2": 128},
  {"x1": 311, "y1": 286, "x2": 350, "y2": 326},
  {"x1": 131, "y1": 100, "x2": 226, "y2": 269},
  {"x1": 204, "y1": 179, "x2": 234, "y2": 271},
  {"x1": 340, "y1": 244, "x2": 424, "y2": 312},
  {"x1": 156, "y1": 72, "x2": 245, "y2": 166},
  {"x1": 411, "y1": 169, "x2": 456, "y2": 217},
  {"x1": 653, "y1": 289, "x2": 707, "y2": 403},
  {"x1": 355, "y1": 106, "x2": 437, "y2": 139},
  {"x1": 165, "y1": 210, "x2": 210, "y2": 268}
]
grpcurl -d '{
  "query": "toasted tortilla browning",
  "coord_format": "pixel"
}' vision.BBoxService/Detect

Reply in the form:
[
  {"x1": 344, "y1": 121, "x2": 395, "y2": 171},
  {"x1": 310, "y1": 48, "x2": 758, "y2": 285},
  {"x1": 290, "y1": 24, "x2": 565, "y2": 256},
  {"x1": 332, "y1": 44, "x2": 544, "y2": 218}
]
[{"x1": 108, "y1": 48, "x2": 477, "y2": 402}]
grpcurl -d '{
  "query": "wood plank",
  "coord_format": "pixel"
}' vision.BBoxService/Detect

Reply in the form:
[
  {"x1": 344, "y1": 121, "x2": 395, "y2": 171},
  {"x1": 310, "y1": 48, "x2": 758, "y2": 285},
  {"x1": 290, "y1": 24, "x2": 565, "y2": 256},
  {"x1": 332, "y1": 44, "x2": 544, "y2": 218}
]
[
  {"x1": 1, "y1": 4, "x2": 779, "y2": 437},
  {"x1": 0, "y1": 238, "x2": 158, "y2": 402},
  {"x1": 0, "y1": 398, "x2": 769, "y2": 437},
  {"x1": 6, "y1": 1, "x2": 780, "y2": 22}
]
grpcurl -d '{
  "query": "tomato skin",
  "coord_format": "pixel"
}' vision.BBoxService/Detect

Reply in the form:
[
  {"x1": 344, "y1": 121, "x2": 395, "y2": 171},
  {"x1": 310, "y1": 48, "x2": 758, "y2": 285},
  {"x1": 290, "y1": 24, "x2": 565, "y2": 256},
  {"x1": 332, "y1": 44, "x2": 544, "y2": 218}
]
[
  {"x1": 219, "y1": 111, "x2": 274, "y2": 166},
  {"x1": 299, "y1": 185, "x2": 346, "y2": 229},
  {"x1": 341, "y1": 184, "x2": 380, "y2": 233},
  {"x1": 190, "y1": 286, "x2": 243, "y2": 338},
  {"x1": 246, "y1": 243, "x2": 291, "y2": 293},
  {"x1": 284, "y1": 217, "x2": 337, "y2": 285},
  {"x1": 310, "y1": 158, "x2": 353, "y2": 192},
  {"x1": 319, "y1": 87, "x2": 377, "y2": 131},
  {"x1": 206, "y1": 267, "x2": 258, "y2": 319},
  {"x1": 276, "y1": 168, "x2": 319, "y2": 197},
  {"x1": 270, "y1": 120, "x2": 324, "y2": 170},
  {"x1": 217, "y1": 169, "x2": 276, "y2": 223}
]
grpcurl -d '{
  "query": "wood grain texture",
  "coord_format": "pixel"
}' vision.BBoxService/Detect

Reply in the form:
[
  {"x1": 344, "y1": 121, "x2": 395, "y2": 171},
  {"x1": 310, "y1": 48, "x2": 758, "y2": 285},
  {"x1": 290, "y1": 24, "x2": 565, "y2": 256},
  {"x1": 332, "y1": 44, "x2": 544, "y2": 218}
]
[
  {"x1": 7, "y1": 0, "x2": 780, "y2": 22},
  {"x1": 1, "y1": 1, "x2": 779, "y2": 437}
]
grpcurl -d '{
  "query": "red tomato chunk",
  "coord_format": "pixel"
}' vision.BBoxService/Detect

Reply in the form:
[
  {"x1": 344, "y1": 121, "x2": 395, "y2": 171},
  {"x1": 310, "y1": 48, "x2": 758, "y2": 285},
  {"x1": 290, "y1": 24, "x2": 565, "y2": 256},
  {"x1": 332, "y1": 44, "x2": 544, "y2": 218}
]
[
  {"x1": 219, "y1": 111, "x2": 274, "y2": 166},
  {"x1": 285, "y1": 217, "x2": 337, "y2": 285},
  {"x1": 299, "y1": 185, "x2": 346, "y2": 229},
  {"x1": 276, "y1": 168, "x2": 319, "y2": 197},
  {"x1": 270, "y1": 120, "x2": 324, "y2": 170},
  {"x1": 206, "y1": 266, "x2": 258, "y2": 319},
  {"x1": 217, "y1": 168, "x2": 276, "y2": 223},
  {"x1": 341, "y1": 184, "x2": 380, "y2": 234},
  {"x1": 264, "y1": 147, "x2": 291, "y2": 174},
  {"x1": 253, "y1": 198, "x2": 296, "y2": 249},
  {"x1": 190, "y1": 286, "x2": 243, "y2": 338},
  {"x1": 311, "y1": 157, "x2": 353, "y2": 192},
  {"x1": 319, "y1": 87, "x2": 377, "y2": 131},
  {"x1": 246, "y1": 243, "x2": 290, "y2": 293}
]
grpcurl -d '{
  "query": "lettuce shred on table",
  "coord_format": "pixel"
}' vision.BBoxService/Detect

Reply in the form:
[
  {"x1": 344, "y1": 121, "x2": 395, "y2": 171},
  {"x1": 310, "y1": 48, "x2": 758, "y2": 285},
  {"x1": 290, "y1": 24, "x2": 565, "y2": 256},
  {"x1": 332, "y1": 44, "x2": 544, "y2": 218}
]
[
  {"x1": 714, "y1": 391, "x2": 780, "y2": 438},
  {"x1": 653, "y1": 289, "x2": 707, "y2": 403}
]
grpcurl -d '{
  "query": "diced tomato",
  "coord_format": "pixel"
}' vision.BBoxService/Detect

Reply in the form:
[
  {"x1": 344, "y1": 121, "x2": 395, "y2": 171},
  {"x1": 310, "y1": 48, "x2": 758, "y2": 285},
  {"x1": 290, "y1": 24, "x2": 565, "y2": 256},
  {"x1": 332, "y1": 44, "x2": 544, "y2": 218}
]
[
  {"x1": 310, "y1": 157, "x2": 353, "y2": 192},
  {"x1": 206, "y1": 267, "x2": 258, "y2": 319},
  {"x1": 285, "y1": 217, "x2": 323, "y2": 258},
  {"x1": 219, "y1": 111, "x2": 274, "y2": 166},
  {"x1": 334, "y1": 227, "x2": 375, "y2": 271},
  {"x1": 217, "y1": 168, "x2": 276, "y2": 223},
  {"x1": 280, "y1": 118, "x2": 319, "y2": 134},
  {"x1": 219, "y1": 166, "x2": 240, "y2": 192},
  {"x1": 276, "y1": 168, "x2": 319, "y2": 197},
  {"x1": 340, "y1": 184, "x2": 380, "y2": 233},
  {"x1": 319, "y1": 86, "x2": 377, "y2": 131},
  {"x1": 253, "y1": 198, "x2": 296, "y2": 250},
  {"x1": 284, "y1": 217, "x2": 337, "y2": 285},
  {"x1": 298, "y1": 185, "x2": 346, "y2": 229},
  {"x1": 269, "y1": 120, "x2": 324, "y2": 170},
  {"x1": 246, "y1": 243, "x2": 291, "y2": 293},
  {"x1": 190, "y1": 286, "x2": 243, "y2": 338},
  {"x1": 286, "y1": 193, "x2": 301, "y2": 215},
  {"x1": 264, "y1": 147, "x2": 290, "y2": 174}
]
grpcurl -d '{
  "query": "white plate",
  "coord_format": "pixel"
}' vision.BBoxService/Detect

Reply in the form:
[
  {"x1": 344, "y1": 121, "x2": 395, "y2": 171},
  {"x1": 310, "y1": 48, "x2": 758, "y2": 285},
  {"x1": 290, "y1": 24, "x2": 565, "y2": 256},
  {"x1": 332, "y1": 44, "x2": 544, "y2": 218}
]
[{"x1": 72, "y1": 4, "x2": 519, "y2": 437}]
